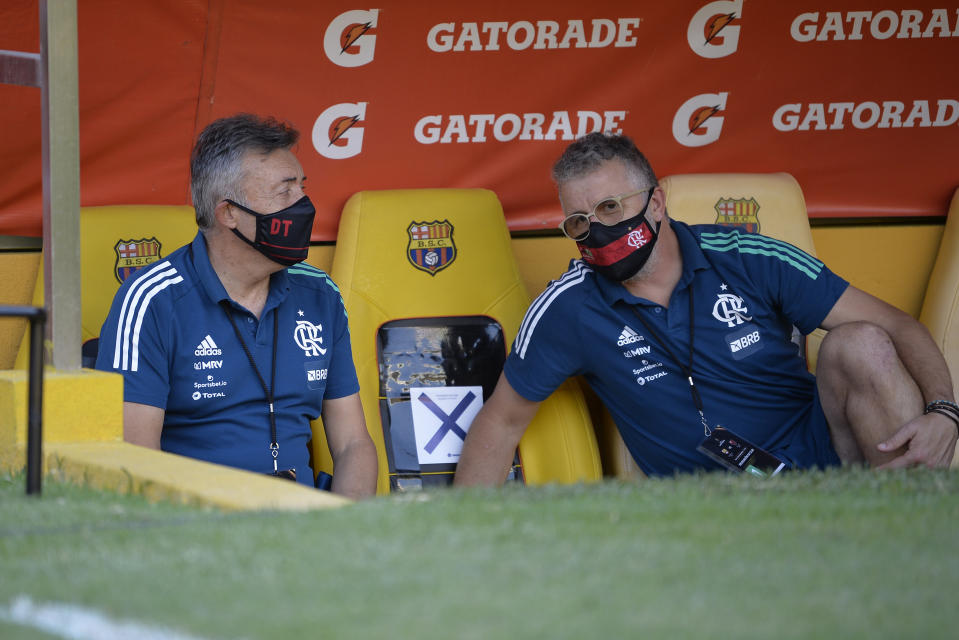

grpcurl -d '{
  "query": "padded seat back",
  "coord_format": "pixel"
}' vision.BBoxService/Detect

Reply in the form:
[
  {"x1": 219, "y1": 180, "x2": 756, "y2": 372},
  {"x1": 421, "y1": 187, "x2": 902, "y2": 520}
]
[
  {"x1": 320, "y1": 188, "x2": 602, "y2": 493},
  {"x1": 14, "y1": 205, "x2": 197, "y2": 368},
  {"x1": 918, "y1": 187, "x2": 959, "y2": 465}
]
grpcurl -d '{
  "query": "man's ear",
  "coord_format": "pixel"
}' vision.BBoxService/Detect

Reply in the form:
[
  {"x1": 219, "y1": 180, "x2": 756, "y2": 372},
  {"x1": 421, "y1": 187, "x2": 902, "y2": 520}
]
[
  {"x1": 648, "y1": 185, "x2": 667, "y2": 223},
  {"x1": 214, "y1": 200, "x2": 239, "y2": 230}
]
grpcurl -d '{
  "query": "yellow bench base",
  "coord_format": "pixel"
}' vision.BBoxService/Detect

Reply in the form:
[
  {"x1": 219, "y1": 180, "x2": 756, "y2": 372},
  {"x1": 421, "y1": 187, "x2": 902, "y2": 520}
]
[{"x1": 1, "y1": 367, "x2": 349, "y2": 510}]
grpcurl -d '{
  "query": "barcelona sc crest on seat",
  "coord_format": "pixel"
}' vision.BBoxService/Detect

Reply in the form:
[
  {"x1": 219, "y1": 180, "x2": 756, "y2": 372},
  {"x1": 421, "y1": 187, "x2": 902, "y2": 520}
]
[
  {"x1": 407, "y1": 220, "x2": 456, "y2": 276},
  {"x1": 714, "y1": 197, "x2": 760, "y2": 233},
  {"x1": 114, "y1": 237, "x2": 161, "y2": 283}
]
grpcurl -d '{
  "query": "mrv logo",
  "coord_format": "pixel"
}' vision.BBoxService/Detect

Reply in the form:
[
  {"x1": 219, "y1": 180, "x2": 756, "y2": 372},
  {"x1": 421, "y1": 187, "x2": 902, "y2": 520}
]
[
  {"x1": 624, "y1": 346, "x2": 652, "y2": 358},
  {"x1": 193, "y1": 360, "x2": 222, "y2": 370}
]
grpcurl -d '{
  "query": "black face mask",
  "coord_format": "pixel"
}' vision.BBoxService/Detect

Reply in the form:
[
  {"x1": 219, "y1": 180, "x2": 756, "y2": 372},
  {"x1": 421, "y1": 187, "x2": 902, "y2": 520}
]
[
  {"x1": 226, "y1": 195, "x2": 316, "y2": 267},
  {"x1": 575, "y1": 197, "x2": 661, "y2": 282}
]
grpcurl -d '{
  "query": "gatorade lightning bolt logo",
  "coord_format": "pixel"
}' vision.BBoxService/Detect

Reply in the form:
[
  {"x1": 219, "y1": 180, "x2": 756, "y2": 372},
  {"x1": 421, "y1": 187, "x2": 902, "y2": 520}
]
[
  {"x1": 330, "y1": 115, "x2": 361, "y2": 146},
  {"x1": 673, "y1": 92, "x2": 728, "y2": 147},
  {"x1": 323, "y1": 9, "x2": 378, "y2": 68},
  {"x1": 688, "y1": 105, "x2": 723, "y2": 135},
  {"x1": 705, "y1": 12, "x2": 737, "y2": 44},
  {"x1": 313, "y1": 102, "x2": 367, "y2": 159},
  {"x1": 341, "y1": 22, "x2": 373, "y2": 53},
  {"x1": 687, "y1": 1, "x2": 743, "y2": 59}
]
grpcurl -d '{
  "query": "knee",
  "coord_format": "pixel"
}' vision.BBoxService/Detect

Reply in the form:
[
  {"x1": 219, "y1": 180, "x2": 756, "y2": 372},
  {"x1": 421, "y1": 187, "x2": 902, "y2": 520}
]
[{"x1": 817, "y1": 321, "x2": 898, "y2": 373}]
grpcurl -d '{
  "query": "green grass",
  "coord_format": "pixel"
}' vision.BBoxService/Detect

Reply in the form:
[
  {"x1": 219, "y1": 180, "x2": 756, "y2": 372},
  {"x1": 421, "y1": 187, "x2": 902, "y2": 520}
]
[{"x1": 1, "y1": 467, "x2": 958, "y2": 639}]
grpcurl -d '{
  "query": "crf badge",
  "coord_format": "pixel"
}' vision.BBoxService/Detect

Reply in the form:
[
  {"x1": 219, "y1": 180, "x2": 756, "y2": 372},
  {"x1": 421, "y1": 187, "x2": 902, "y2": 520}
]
[
  {"x1": 407, "y1": 220, "x2": 456, "y2": 276},
  {"x1": 712, "y1": 292, "x2": 752, "y2": 327},
  {"x1": 294, "y1": 320, "x2": 327, "y2": 357}
]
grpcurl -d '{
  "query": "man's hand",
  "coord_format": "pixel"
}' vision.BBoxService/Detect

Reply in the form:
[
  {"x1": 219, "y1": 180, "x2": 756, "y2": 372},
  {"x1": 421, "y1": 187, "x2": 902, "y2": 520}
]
[{"x1": 877, "y1": 412, "x2": 958, "y2": 469}]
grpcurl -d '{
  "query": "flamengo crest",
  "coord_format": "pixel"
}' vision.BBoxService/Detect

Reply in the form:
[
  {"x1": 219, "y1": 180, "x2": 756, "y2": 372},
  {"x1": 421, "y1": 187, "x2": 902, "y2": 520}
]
[
  {"x1": 714, "y1": 197, "x2": 760, "y2": 233},
  {"x1": 114, "y1": 237, "x2": 161, "y2": 283},
  {"x1": 407, "y1": 220, "x2": 456, "y2": 276}
]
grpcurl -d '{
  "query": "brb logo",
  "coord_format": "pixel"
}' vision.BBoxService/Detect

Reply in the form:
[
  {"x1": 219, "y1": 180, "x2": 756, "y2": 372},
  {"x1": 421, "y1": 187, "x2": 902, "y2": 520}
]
[
  {"x1": 313, "y1": 102, "x2": 367, "y2": 159},
  {"x1": 673, "y1": 92, "x2": 728, "y2": 147},
  {"x1": 323, "y1": 9, "x2": 378, "y2": 67},
  {"x1": 294, "y1": 320, "x2": 327, "y2": 357},
  {"x1": 687, "y1": 0, "x2": 742, "y2": 58}
]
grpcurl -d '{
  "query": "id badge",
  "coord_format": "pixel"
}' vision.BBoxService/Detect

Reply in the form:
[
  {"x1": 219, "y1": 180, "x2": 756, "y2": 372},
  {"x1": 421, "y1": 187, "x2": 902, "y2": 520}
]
[
  {"x1": 697, "y1": 427, "x2": 786, "y2": 477},
  {"x1": 270, "y1": 468, "x2": 297, "y2": 482}
]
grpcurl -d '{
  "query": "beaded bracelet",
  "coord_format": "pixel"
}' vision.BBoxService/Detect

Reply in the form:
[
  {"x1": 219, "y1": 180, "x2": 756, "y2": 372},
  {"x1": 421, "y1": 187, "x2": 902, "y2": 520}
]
[
  {"x1": 925, "y1": 399, "x2": 959, "y2": 414},
  {"x1": 923, "y1": 400, "x2": 959, "y2": 435}
]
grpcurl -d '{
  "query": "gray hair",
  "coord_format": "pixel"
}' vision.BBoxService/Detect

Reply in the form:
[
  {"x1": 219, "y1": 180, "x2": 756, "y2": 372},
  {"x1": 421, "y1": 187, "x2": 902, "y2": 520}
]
[
  {"x1": 551, "y1": 132, "x2": 658, "y2": 189},
  {"x1": 190, "y1": 114, "x2": 299, "y2": 230}
]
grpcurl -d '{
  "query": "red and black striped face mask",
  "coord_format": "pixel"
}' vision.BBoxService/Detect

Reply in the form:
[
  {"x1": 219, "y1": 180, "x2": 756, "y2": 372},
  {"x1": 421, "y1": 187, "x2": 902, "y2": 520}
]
[
  {"x1": 575, "y1": 198, "x2": 660, "y2": 282},
  {"x1": 226, "y1": 195, "x2": 316, "y2": 267}
]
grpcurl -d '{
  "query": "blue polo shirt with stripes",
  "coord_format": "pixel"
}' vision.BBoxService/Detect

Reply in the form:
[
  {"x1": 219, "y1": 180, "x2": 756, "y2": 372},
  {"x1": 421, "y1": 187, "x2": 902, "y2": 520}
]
[
  {"x1": 95, "y1": 232, "x2": 359, "y2": 485},
  {"x1": 506, "y1": 220, "x2": 849, "y2": 476}
]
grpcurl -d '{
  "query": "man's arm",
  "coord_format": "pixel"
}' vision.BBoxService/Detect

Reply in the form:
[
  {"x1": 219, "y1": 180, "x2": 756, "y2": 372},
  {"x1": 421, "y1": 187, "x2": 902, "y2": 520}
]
[
  {"x1": 123, "y1": 402, "x2": 165, "y2": 449},
  {"x1": 321, "y1": 392, "x2": 377, "y2": 499},
  {"x1": 820, "y1": 285, "x2": 957, "y2": 467},
  {"x1": 454, "y1": 372, "x2": 542, "y2": 487}
]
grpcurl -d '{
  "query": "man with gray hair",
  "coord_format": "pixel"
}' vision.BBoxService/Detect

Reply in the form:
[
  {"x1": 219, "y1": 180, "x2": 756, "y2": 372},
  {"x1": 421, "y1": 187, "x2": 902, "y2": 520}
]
[
  {"x1": 96, "y1": 114, "x2": 377, "y2": 498},
  {"x1": 455, "y1": 132, "x2": 957, "y2": 484}
]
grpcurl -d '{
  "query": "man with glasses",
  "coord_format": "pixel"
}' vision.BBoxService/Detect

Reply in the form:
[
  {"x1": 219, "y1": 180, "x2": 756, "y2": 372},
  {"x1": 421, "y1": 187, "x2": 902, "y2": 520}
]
[{"x1": 455, "y1": 133, "x2": 957, "y2": 483}]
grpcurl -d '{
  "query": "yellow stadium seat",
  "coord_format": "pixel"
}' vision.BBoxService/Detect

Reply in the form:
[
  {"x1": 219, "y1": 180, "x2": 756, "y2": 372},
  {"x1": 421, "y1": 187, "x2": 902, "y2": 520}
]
[
  {"x1": 918, "y1": 187, "x2": 959, "y2": 465},
  {"x1": 315, "y1": 188, "x2": 602, "y2": 494},
  {"x1": 13, "y1": 205, "x2": 197, "y2": 369},
  {"x1": 595, "y1": 172, "x2": 822, "y2": 479}
]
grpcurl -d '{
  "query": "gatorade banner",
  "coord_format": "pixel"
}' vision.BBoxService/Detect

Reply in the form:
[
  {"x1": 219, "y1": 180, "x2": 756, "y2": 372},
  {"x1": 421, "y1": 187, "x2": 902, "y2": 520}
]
[{"x1": 1, "y1": 1, "x2": 957, "y2": 240}]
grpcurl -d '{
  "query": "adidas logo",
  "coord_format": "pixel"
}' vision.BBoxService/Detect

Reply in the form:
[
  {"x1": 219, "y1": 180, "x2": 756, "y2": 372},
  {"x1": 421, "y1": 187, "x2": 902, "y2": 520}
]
[
  {"x1": 616, "y1": 326, "x2": 644, "y2": 346},
  {"x1": 194, "y1": 335, "x2": 222, "y2": 356}
]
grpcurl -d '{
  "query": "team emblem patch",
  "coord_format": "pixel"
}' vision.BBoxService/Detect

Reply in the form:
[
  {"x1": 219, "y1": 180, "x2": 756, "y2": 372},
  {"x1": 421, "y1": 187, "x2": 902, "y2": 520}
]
[
  {"x1": 714, "y1": 197, "x2": 760, "y2": 233},
  {"x1": 407, "y1": 220, "x2": 456, "y2": 276},
  {"x1": 114, "y1": 238, "x2": 161, "y2": 283}
]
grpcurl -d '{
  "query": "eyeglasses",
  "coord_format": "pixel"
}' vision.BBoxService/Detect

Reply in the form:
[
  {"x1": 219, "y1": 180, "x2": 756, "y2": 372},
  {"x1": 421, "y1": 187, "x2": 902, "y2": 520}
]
[{"x1": 558, "y1": 187, "x2": 654, "y2": 241}]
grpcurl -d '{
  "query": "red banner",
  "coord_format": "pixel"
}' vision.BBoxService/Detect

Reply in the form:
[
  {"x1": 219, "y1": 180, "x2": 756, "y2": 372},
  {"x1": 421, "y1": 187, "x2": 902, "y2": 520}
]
[{"x1": 1, "y1": 1, "x2": 957, "y2": 240}]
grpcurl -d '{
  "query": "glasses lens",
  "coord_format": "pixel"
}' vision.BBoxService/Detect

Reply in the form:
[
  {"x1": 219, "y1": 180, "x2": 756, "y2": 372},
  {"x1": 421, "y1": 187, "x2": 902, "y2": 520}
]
[
  {"x1": 592, "y1": 198, "x2": 625, "y2": 224},
  {"x1": 562, "y1": 213, "x2": 591, "y2": 241}
]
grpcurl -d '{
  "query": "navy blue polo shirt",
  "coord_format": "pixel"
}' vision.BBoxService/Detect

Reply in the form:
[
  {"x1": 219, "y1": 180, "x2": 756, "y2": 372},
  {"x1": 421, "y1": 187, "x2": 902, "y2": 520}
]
[
  {"x1": 506, "y1": 220, "x2": 848, "y2": 476},
  {"x1": 96, "y1": 232, "x2": 359, "y2": 486}
]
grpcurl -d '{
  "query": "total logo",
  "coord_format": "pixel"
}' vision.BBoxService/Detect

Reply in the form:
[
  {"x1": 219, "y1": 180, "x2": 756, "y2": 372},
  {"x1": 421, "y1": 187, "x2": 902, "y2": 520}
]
[
  {"x1": 323, "y1": 9, "x2": 378, "y2": 67},
  {"x1": 687, "y1": 0, "x2": 742, "y2": 59}
]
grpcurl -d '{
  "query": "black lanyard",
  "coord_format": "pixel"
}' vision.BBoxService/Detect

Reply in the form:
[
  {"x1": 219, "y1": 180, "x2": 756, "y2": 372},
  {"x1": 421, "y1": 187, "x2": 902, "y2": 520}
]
[
  {"x1": 221, "y1": 301, "x2": 281, "y2": 471},
  {"x1": 627, "y1": 290, "x2": 712, "y2": 436}
]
